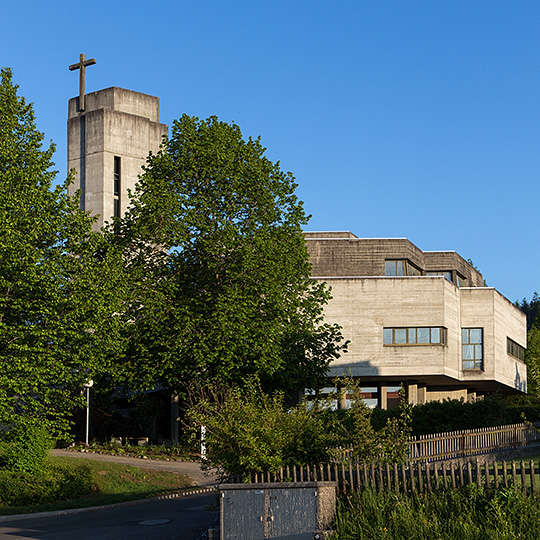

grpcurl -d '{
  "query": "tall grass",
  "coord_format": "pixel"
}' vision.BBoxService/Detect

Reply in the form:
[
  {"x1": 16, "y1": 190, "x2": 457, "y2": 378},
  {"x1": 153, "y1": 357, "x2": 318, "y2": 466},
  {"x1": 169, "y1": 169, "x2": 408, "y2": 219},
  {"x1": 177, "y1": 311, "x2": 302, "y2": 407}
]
[{"x1": 333, "y1": 486, "x2": 540, "y2": 540}]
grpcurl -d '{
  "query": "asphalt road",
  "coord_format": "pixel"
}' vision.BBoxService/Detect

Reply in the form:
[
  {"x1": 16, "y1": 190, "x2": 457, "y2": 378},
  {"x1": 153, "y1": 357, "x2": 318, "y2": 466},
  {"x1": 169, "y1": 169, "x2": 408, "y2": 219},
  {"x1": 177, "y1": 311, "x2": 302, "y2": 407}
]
[{"x1": 0, "y1": 493, "x2": 218, "y2": 540}]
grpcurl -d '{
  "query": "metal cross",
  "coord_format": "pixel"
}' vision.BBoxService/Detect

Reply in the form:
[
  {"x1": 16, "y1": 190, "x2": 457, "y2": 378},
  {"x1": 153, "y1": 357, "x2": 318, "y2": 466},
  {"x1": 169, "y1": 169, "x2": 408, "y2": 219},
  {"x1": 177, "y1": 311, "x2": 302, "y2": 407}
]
[{"x1": 69, "y1": 53, "x2": 97, "y2": 112}]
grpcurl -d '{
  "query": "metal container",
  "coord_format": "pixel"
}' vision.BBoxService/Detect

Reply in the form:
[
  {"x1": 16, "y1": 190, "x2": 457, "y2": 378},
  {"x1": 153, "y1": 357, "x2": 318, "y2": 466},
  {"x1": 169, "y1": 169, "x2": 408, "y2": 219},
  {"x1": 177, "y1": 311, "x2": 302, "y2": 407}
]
[{"x1": 219, "y1": 481, "x2": 337, "y2": 540}]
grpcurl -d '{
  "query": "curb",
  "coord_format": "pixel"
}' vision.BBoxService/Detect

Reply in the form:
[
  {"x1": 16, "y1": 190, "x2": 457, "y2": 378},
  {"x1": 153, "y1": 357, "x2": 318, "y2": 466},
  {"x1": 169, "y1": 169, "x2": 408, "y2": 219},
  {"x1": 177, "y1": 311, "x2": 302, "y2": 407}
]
[{"x1": 0, "y1": 486, "x2": 218, "y2": 524}]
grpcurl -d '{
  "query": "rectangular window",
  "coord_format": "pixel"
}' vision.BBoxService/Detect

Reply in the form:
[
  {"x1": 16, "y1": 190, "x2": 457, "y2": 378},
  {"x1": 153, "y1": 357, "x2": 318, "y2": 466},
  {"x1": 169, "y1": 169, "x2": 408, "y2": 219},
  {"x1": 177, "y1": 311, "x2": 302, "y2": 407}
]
[
  {"x1": 384, "y1": 327, "x2": 447, "y2": 346},
  {"x1": 113, "y1": 156, "x2": 121, "y2": 218},
  {"x1": 462, "y1": 328, "x2": 483, "y2": 370},
  {"x1": 426, "y1": 271, "x2": 466, "y2": 287},
  {"x1": 507, "y1": 338, "x2": 525, "y2": 361},
  {"x1": 385, "y1": 260, "x2": 422, "y2": 277}
]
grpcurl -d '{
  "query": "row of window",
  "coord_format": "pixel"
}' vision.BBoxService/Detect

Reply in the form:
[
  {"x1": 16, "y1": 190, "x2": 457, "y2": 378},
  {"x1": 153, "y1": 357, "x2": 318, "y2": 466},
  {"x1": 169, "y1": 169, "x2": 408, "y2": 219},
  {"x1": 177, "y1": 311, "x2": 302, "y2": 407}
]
[
  {"x1": 507, "y1": 338, "x2": 525, "y2": 361},
  {"x1": 383, "y1": 327, "x2": 446, "y2": 345},
  {"x1": 383, "y1": 327, "x2": 525, "y2": 371},
  {"x1": 385, "y1": 259, "x2": 466, "y2": 286}
]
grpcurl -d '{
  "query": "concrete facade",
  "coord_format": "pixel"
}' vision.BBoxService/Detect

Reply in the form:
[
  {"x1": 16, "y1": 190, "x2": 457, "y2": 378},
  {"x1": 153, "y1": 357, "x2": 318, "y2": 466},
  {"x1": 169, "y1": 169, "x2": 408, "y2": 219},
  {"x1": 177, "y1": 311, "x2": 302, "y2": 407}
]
[
  {"x1": 67, "y1": 87, "x2": 168, "y2": 230},
  {"x1": 306, "y1": 232, "x2": 527, "y2": 407}
]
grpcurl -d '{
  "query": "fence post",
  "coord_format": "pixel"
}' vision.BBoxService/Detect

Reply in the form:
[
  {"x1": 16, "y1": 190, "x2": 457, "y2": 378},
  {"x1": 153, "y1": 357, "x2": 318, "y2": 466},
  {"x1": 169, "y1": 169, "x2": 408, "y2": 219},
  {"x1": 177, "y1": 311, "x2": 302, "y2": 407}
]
[{"x1": 417, "y1": 462, "x2": 423, "y2": 492}]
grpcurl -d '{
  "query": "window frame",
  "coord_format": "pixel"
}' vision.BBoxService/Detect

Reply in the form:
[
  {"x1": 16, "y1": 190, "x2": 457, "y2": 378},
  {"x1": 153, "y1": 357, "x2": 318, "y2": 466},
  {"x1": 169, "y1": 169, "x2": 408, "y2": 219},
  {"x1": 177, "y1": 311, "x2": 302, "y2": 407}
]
[
  {"x1": 385, "y1": 259, "x2": 422, "y2": 277},
  {"x1": 507, "y1": 337, "x2": 525, "y2": 362},
  {"x1": 462, "y1": 327, "x2": 483, "y2": 370},
  {"x1": 113, "y1": 156, "x2": 121, "y2": 218},
  {"x1": 383, "y1": 327, "x2": 447, "y2": 346}
]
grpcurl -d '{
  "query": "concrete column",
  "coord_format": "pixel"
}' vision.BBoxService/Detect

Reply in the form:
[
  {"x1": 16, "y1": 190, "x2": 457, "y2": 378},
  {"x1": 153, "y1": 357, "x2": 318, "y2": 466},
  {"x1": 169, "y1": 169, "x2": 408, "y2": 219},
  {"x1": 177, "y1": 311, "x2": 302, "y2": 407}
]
[
  {"x1": 467, "y1": 390, "x2": 477, "y2": 403},
  {"x1": 379, "y1": 384, "x2": 388, "y2": 410},
  {"x1": 407, "y1": 382, "x2": 418, "y2": 406},
  {"x1": 417, "y1": 385, "x2": 427, "y2": 405},
  {"x1": 337, "y1": 384, "x2": 347, "y2": 410},
  {"x1": 170, "y1": 393, "x2": 180, "y2": 443}
]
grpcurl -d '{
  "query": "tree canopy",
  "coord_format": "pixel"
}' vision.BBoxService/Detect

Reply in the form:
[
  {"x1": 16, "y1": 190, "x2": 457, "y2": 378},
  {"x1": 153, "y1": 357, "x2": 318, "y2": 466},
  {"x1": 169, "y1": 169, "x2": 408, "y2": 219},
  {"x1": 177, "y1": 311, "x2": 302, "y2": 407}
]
[
  {"x1": 0, "y1": 68, "x2": 125, "y2": 438},
  {"x1": 114, "y1": 114, "x2": 347, "y2": 396}
]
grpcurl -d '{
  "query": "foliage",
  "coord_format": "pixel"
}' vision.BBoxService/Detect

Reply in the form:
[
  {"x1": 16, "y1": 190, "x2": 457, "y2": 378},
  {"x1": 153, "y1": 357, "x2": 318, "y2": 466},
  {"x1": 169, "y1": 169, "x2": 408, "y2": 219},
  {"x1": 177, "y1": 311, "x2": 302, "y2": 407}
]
[
  {"x1": 0, "y1": 463, "x2": 93, "y2": 507},
  {"x1": 373, "y1": 394, "x2": 516, "y2": 437},
  {"x1": 69, "y1": 441, "x2": 196, "y2": 461},
  {"x1": 0, "y1": 68, "x2": 127, "y2": 438},
  {"x1": 186, "y1": 377, "x2": 411, "y2": 480},
  {"x1": 112, "y1": 114, "x2": 347, "y2": 396},
  {"x1": 186, "y1": 377, "x2": 333, "y2": 480},
  {"x1": 0, "y1": 419, "x2": 53, "y2": 474},
  {"x1": 517, "y1": 292, "x2": 540, "y2": 331},
  {"x1": 333, "y1": 486, "x2": 540, "y2": 540},
  {"x1": 524, "y1": 320, "x2": 540, "y2": 398}
]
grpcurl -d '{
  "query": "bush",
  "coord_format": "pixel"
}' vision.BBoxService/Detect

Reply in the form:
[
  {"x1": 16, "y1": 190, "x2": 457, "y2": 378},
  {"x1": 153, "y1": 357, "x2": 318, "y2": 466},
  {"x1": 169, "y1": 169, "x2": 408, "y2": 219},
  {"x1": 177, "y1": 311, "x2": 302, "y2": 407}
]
[
  {"x1": 186, "y1": 377, "x2": 412, "y2": 479},
  {"x1": 0, "y1": 464, "x2": 93, "y2": 506},
  {"x1": 187, "y1": 378, "x2": 334, "y2": 479},
  {"x1": 0, "y1": 420, "x2": 54, "y2": 474}
]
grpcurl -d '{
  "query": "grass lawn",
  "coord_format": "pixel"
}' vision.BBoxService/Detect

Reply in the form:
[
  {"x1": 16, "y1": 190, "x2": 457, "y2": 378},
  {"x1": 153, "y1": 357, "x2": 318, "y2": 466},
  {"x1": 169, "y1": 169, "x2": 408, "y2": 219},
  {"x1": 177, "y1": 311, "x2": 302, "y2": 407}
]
[{"x1": 0, "y1": 456, "x2": 195, "y2": 516}]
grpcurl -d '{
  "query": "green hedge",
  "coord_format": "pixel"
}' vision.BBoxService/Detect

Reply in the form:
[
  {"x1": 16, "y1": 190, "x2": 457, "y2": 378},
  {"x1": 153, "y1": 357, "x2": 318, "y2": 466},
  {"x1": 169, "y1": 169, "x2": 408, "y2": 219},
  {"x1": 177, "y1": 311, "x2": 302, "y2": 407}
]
[
  {"x1": 0, "y1": 464, "x2": 93, "y2": 507},
  {"x1": 371, "y1": 395, "x2": 540, "y2": 436}
]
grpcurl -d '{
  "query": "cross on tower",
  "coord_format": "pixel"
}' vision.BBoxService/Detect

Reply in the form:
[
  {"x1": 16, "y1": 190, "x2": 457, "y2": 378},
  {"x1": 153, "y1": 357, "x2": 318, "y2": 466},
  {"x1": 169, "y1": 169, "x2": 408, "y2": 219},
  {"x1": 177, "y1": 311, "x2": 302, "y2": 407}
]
[{"x1": 69, "y1": 53, "x2": 97, "y2": 112}]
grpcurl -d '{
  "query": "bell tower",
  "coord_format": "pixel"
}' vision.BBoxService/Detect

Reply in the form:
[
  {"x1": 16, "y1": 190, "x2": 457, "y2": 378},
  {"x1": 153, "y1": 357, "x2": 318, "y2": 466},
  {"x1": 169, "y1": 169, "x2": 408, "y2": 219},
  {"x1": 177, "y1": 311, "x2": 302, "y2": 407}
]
[{"x1": 67, "y1": 55, "x2": 168, "y2": 229}]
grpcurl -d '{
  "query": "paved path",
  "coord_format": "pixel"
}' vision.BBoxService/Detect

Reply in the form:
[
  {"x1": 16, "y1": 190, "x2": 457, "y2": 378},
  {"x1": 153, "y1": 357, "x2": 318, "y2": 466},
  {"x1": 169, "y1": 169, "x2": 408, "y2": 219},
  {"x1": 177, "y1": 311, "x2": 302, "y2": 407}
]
[{"x1": 50, "y1": 449, "x2": 218, "y2": 487}]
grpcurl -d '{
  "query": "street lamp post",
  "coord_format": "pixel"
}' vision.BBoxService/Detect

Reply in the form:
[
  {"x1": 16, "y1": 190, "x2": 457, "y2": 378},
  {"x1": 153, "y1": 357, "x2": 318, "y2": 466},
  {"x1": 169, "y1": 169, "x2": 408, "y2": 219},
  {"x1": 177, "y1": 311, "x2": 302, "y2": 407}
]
[{"x1": 82, "y1": 380, "x2": 94, "y2": 445}]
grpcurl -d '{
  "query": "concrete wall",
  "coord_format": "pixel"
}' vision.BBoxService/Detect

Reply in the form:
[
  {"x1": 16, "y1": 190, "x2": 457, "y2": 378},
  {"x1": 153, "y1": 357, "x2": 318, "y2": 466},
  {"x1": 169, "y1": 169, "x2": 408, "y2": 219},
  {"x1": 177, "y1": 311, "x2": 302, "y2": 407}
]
[
  {"x1": 320, "y1": 275, "x2": 527, "y2": 398},
  {"x1": 305, "y1": 234, "x2": 483, "y2": 287},
  {"x1": 67, "y1": 87, "x2": 168, "y2": 229}
]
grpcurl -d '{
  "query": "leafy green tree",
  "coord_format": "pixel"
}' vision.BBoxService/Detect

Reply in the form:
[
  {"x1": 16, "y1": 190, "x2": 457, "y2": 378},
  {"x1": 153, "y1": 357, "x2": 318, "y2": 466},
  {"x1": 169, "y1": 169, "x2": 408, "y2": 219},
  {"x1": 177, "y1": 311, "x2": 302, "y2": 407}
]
[
  {"x1": 524, "y1": 321, "x2": 540, "y2": 398},
  {"x1": 115, "y1": 114, "x2": 347, "y2": 396},
  {"x1": 0, "y1": 68, "x2": 126, "y2": 439}
]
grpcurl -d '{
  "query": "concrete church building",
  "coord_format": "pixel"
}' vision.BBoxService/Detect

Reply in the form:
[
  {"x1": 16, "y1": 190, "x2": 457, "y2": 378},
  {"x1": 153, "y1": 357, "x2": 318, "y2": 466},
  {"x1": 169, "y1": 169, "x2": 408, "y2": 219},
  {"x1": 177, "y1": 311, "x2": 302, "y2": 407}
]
[
  {"x1": 306, "y1": 232, "x2": 527, "y2": 408},
  {"x1": 67, "y1": 55, "x2": 167, "y2": 229},
  {"x1": 67, "y1": 54, "x2": 527, "y2": 415}
]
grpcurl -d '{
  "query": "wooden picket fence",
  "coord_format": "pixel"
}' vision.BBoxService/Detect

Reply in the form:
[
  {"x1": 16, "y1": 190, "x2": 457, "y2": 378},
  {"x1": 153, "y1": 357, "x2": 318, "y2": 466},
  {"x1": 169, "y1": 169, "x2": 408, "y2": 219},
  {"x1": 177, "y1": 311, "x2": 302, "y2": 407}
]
[
  {"x1": 226, "y1": 423, "x2": 540, "y2": 494},
  {"x1": 408, "y1": 422, "x2": 540, "y2": 461},
  {"x1": 230, "y1": 459, "x2": 540, "y2": 495}
]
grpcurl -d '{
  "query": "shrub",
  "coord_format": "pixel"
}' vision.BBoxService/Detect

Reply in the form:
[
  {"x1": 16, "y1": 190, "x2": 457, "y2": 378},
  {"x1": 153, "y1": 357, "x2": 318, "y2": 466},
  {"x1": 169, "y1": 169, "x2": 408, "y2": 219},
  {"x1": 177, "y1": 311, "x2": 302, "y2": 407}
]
[
  {"x1": 0, "y1": 464, "x2": 93, "y2": 506},
  {"x1": 186, "y1": 376, "x2": 412, "y2": 479},
  {"x1": 0, "y1": 420, "x2": 54, "y2": 474},
  {"x1": 186, "y1": 378, "x2": 333, "y2": 479}
]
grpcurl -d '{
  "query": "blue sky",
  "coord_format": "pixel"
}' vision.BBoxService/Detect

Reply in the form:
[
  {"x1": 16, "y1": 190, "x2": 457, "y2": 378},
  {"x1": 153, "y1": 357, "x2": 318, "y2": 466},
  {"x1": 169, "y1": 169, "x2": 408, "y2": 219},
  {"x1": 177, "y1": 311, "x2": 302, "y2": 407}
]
[{"x1": 3, "y1": 1, "x2": 539, "y2": 302}]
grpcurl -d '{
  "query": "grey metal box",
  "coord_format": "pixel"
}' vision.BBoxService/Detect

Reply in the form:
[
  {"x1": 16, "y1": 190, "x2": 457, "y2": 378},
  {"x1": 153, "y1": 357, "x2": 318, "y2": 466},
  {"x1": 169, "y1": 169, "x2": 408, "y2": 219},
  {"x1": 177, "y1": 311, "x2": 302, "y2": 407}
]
[{"x1": 219, "y1": 481, "x2": 337, "y2": 540}]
